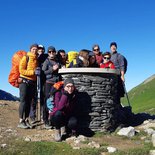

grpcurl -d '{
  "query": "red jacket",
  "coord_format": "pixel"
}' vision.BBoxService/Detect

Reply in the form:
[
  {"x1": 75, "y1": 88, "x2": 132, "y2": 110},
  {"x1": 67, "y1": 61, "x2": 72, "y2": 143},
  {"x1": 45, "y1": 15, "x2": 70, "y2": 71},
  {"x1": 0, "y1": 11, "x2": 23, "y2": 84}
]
[
  {"x1": 100, "y1": 61, "x2": 115, "y2": 69},
  {"x1": 95, "y1": 53, "x2": 103, "y2": 66}
]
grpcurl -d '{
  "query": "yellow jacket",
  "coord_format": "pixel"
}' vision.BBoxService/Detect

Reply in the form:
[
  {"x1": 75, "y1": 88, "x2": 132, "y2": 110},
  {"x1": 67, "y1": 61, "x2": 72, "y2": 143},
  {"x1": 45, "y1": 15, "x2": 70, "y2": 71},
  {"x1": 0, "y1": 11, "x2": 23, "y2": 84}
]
[{"x1": 19, "y1": 52, "x2": 38, "y2": 81}]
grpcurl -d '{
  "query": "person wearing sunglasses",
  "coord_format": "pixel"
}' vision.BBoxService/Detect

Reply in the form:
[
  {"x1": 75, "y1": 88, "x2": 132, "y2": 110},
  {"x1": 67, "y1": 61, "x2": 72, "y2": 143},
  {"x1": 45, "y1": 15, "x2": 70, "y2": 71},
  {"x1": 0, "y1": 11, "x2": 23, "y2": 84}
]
[
  {"x1": 100, "y1": 52, "x2": 115, "y2": 69},
  {"x1": 89, "y1": 44, "x2": 103, "y2": 67},
  {"x1": 42, "y1": 46, "x2": 62, "y2": 129},
  {"x1": 50, "y1": 78, "x2": 78, "y2": 142}
]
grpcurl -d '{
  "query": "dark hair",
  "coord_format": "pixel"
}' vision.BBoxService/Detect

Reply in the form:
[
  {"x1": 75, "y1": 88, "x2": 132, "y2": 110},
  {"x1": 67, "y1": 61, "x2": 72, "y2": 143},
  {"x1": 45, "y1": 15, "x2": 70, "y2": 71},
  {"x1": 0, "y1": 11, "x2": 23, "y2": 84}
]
[
  {"x1": 57, "y1": 49, "x2": 65, "y2": 56},
  {"x1": 58, "y1": 49, "x2": 65, "y2": 53},
  {"x1": 110, "y1": 42, "x2": 117, "y2": 48},
  {"x1": 102, "y1": 51, "x2": 111, "y2": 58}
]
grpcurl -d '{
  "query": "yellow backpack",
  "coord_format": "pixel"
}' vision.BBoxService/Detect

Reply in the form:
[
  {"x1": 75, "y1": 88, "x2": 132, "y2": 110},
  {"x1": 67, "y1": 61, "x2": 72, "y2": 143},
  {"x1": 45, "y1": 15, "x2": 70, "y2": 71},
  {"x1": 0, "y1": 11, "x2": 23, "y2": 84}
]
[{"x1": 66, "y1": 51, "x2": 78, "y2": 68}]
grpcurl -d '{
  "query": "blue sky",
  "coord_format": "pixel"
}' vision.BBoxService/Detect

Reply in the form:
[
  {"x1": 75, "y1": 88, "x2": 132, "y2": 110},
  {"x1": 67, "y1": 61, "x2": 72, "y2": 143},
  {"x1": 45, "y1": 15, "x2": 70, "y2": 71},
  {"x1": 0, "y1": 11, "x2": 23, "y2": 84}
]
[{"x1": 1, "y1": 0, "x2": 155, "y2": 97}]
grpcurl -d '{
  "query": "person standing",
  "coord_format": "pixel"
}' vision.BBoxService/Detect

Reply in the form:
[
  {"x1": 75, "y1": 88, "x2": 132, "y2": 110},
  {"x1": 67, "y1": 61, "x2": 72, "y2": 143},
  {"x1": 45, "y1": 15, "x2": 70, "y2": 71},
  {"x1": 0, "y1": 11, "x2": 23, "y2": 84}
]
[
  {"x1": 57, "y1": 49, "x2": 67, "y2": 68},
  {"x1": 29, "y1": 44, "x2": 48, "y2": 123},
  {"x1": 18, "y1": 44, "x2": 38, "y2": 129},
  {"x1": 42, "y1": 46, "x2": 62, "y2": 129},
  {"x1": 100, "y1": 52, "x2": 115, "y2": 69},
  {"x1": 89, "y1": 44, "x2": 103, "y2": 67},
  {"x1": 110, "y1": 42, "x2": 126, "y2": 100},
  {"x1": 68, "y1": 49, "x2": 90, "y2": 68},
  {"x1": 110, "y1": 42, "x2": 125, "y2": 82}
]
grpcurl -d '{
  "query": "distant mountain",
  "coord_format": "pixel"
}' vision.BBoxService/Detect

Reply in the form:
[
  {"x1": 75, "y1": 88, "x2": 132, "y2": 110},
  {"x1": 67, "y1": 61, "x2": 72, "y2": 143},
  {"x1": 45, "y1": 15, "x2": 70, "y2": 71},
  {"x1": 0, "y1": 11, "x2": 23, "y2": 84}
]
[
  {"x1": 0, "y1": 89, "x2": 19, "y2": 101},
  {"x1": 122, "y1": 74, "x2": 155, "y2": 114}
]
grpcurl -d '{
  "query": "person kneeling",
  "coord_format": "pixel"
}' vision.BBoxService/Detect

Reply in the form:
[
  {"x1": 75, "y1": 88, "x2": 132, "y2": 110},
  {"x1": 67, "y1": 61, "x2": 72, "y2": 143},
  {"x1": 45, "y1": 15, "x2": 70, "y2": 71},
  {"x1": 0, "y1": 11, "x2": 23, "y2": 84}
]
[{"x1": 50, "y1": 78, "x2": 78, "y2": 142}]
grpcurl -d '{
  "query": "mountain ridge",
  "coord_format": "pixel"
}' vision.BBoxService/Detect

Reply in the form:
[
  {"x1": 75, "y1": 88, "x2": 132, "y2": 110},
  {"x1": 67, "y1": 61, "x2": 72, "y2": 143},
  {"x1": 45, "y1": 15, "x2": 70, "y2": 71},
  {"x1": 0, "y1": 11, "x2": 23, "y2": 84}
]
[
  {"x1": 122, "y1": 74, "x2": 155, "y2": 114},
  {"x1": 0, "y1": 89, "x2": 19, "y2": 101}
]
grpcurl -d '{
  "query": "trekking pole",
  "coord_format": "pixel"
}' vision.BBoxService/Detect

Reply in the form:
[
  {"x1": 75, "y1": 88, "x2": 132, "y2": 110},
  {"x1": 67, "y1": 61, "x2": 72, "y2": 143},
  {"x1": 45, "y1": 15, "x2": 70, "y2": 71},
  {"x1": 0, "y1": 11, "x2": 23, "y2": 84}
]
[
  {"x1": 122, "y1": 82, "x2": 131, "y2": 107},
  {"x1": 37, "y1": 75, "x2": 41, "y2": 122}
]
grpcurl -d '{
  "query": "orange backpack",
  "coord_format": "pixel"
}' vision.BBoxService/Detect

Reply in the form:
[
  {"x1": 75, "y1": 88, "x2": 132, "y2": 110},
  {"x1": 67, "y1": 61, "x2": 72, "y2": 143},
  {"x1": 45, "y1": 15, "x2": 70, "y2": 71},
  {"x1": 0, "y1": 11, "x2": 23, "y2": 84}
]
[{"x1": 8, "y1": 50, "x2": 28, "y2": 88}]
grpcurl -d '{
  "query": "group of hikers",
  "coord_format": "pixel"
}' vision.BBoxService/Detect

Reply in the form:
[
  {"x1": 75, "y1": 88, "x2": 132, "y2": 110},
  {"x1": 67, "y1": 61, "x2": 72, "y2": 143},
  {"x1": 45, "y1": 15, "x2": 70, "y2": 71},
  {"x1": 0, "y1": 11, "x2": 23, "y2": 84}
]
[{"x1": 16, "y1": 42, "x2": 127, "y2": 142}]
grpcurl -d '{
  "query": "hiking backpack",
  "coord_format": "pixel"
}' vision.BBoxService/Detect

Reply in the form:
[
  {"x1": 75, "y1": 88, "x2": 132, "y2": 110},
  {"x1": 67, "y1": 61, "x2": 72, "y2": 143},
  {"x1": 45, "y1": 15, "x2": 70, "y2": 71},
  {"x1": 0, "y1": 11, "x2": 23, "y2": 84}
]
[
  {"x1": 46, "y1": 81, "x2": 64, "y2": 112},
  {"x1": 8, "y1": 50, "x2": 28, "y2": 88},
  {"x1": 66, "y1": 51, "x2": 78, "y2": 68},
  {"x1": 117, "y1": 53, "x2": 128, "y2": 74}
]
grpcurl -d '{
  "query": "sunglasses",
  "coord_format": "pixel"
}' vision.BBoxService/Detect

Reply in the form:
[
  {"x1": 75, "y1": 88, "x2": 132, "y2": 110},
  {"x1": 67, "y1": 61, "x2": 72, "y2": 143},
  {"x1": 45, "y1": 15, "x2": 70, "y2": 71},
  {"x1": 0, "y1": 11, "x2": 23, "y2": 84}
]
[
  {"x1": 48, "y1": 50, "x2": 56, "y2": 53},
  {"x1": 104, "y1": 57, "x2": 110, "y2": 60},
  {"x1": 93, "y1": 49, "x2": 99, "y2": 51}
]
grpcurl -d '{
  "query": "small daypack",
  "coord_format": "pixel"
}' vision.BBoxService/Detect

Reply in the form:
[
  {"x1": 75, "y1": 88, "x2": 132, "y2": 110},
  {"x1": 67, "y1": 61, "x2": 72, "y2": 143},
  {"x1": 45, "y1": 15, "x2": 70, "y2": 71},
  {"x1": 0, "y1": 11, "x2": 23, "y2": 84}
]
[
  {"x1": 46, "y1": 81, "x2": 64, "y2": 112},
  {"x1": 8, "y1": 50, "x2": 28, "y2": 88}
]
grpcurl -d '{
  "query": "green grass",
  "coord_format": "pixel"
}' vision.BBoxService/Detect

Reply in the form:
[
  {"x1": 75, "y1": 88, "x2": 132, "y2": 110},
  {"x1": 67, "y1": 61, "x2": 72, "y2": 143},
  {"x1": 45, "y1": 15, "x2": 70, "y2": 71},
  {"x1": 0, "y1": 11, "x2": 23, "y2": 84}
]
[
  {"x1": 112, "y1": 143, "x2": 153, "y2": 155},
  {"x1": 93, "y1": 131, "x2": 109, "y2": 137},
  {"x1": 0, "y1": 130, "x2": 153, "y2": 155},
  {"x1": 122, "y1": 77, "x2": 155, "y2": 114},
  {"x1": 0, "y1": 139, "x2": 104, "y2": 155}
]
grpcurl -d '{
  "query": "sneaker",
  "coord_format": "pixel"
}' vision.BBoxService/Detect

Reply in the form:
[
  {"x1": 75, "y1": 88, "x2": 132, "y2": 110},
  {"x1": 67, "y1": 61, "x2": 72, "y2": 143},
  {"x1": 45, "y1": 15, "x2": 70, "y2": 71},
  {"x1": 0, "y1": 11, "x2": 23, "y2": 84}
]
[
  {"x1": 25, "y1": 120, "x2": 33, "y2": 129},
  {"x1": 61, "y1": 126, "x2": 66, "y2": 136},
  {"x1": 71, "y1": 130, "x2": 77, "y2": 137},
  {"x1": 44, "y1": 123, "x2": 52, "y2": 129},
  {"x1": 54, "y1": 129, "x2": 61, "y2": 142},
  {"x1": 17, "y1": 121, "x2": 29, "y2": 129}
]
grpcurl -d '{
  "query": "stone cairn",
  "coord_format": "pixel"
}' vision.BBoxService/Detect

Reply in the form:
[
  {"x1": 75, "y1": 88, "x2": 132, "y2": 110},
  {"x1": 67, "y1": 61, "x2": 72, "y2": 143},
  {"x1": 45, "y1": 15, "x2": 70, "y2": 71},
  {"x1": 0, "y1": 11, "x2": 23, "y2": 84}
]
[{"x1": 59, "y1": 68, "x2": 120, "y2": 132}]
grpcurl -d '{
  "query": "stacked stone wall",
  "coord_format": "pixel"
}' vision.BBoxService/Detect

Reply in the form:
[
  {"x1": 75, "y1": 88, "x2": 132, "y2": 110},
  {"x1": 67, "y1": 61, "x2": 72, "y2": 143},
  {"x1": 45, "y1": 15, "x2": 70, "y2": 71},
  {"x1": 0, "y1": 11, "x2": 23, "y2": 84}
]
[{"x1": 60, "y1": 72, "x2": 119, "y2": 132}]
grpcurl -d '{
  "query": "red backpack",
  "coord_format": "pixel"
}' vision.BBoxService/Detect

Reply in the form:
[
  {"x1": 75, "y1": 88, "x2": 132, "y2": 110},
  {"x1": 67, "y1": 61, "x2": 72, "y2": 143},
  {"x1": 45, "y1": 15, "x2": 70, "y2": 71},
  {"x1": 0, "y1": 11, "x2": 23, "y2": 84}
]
[{"x1": 8, "y1": 50, "x2": 28, "y2": 88}]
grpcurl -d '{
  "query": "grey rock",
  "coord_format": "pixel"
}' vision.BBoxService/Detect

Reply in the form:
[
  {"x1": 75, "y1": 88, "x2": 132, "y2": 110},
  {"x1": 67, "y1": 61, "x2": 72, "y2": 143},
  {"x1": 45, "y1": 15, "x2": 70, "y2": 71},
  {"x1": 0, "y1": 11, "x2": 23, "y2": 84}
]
[
  {"x1": 152, "y1": 134, "x2": 155, "y2": 147},
  {"x1": 150, "y1": 150, "x2": 155, "y2": 155},
  {"x1": 117, "y1": 126, "x2": 135, "y2": 137},
  {"x1": 1, "y1": 144, "x2": 7, "y2": 148},
  {"x1": 107, "y1": 146, "x2": 117, "y2": 153}
]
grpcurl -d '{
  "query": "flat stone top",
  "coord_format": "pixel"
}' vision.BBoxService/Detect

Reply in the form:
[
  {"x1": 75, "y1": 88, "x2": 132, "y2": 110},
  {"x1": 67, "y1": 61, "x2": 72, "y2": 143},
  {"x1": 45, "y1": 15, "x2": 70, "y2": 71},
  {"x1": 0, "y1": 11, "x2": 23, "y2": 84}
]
[{"x1": 59, "y1": 68, "x2": 120, "y2": 75}]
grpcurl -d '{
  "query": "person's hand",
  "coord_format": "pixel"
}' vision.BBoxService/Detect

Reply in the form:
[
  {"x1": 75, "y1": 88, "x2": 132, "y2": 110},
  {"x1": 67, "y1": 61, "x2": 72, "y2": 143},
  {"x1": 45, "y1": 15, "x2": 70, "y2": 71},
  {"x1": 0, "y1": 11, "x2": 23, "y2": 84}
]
[
  {"x1": 121, "y1": 75, "x2": 125, "y2": 82},
  {"x1": 53, "y1": 64, "x2": 59, "y2": 71},
  {"x1": 35, "y1": 67, "x2": 41, "y2": 76}
]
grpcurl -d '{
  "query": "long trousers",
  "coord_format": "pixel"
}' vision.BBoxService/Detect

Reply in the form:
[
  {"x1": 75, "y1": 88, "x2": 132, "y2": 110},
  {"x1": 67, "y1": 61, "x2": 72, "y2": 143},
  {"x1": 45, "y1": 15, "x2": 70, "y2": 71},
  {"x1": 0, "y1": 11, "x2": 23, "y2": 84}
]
[
  {"x1": 19, "y1": 82, "x2": 36, "y2": 119},
  {"x1": 51, "y1": 110, "x2": 77, "y2": 130}
]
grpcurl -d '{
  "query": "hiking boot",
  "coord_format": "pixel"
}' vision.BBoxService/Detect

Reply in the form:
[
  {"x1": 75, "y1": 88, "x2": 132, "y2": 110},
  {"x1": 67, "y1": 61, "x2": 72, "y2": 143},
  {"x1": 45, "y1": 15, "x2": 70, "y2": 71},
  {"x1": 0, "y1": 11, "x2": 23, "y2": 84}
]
[
  {"x1": 44, "y1": 123, "x2": 52, "y2": 129},
  {"x1": 61, "y1": 126, "x2": 66, "y2": 136},
  {"x1": 71, "y1": 130, "x2": 77, "y2": 137},
  {"x1": 54, "y1": 129, "x2": 61, "y2": 142},
  {"x1": 25, "y1": 120, "x2": 33, "y2": 129},
  {"x1": 17, "y1": 121, "x2": 29, "y2": 129}
]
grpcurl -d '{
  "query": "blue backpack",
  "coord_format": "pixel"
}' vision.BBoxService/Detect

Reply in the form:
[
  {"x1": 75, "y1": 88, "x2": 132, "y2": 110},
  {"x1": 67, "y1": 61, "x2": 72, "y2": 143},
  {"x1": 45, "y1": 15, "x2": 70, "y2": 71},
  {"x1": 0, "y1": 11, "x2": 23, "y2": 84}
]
[
  {"x1": 46, "y1": 97, "x2": 54, "y2": 112},
  {"x1": 46, "y1": 81, "x2": 64, "y2": 112}
]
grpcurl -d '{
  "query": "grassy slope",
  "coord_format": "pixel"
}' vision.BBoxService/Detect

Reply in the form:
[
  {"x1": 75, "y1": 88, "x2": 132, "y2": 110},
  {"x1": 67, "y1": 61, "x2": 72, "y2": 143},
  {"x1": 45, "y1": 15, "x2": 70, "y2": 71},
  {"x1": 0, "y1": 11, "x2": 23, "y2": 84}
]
[{"x1": 122, "y1": 76, "x2": 155, "y2": 114}]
